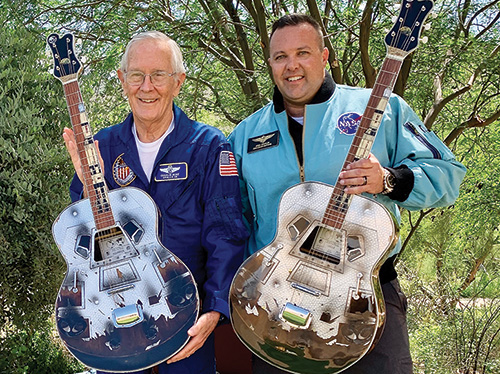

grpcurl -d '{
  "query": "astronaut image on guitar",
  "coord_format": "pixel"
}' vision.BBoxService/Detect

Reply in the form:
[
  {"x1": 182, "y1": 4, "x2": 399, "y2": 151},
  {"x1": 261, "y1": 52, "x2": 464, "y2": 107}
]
[
  {"x1": 49, "y1": 31, "x2": 247, "y2": 374},
  {"x1": 228, "y1": 2, "x2": 466, "y2": 373}
]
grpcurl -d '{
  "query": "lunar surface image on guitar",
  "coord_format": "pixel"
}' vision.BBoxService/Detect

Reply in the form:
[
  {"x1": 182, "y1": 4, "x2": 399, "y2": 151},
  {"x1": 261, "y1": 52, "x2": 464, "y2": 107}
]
[
  {"x1": 48, "y1": 33, "x2": 199, "y2": 372},
  {"x1": 230, "y1": 1, "x2": 434, "y2": 373}
]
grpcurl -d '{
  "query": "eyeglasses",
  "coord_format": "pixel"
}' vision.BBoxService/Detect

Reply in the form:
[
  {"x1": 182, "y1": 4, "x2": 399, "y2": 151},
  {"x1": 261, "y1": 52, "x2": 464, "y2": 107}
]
[{"x1": 124, "y1": 71, "x2": 177, "y2": 86}]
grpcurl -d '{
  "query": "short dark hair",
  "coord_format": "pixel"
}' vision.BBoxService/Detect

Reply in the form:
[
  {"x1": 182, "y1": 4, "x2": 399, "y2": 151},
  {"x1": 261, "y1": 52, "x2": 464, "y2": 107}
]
[{"x1": 270, "y1": 14, "x2": 325, "y2": 49}]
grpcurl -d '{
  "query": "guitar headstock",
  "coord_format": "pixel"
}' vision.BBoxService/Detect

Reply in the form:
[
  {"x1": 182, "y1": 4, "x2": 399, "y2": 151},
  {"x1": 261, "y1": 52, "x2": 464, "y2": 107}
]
[
  {"x1": 47, "y1": 33, "x2": 82, "y2": 83},
  {"x1": 385, "y1": 0, "x2": 434, "y2": 56}
]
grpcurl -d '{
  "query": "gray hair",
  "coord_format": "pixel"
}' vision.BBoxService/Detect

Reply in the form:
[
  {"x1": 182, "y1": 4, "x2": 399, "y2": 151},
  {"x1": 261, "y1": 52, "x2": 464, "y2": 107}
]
[{"x1": 120, "y1": 31, "x2": 185, "y2": 75}]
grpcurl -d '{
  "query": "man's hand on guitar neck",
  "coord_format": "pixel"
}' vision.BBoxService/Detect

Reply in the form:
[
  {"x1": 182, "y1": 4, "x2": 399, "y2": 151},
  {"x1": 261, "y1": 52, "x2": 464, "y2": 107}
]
[
  {"x1": 338, "y1": 153, "x2": 386, "y2": 195},
  {"x1": 63, "y1": 127, "x2": 105, "y2": 197}
]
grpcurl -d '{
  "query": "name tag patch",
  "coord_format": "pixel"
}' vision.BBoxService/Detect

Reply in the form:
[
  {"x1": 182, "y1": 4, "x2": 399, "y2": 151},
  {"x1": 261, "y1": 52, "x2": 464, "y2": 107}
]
[
  {"x1": 247, "y1": 130, "x2": 279, "y2": 153},
  {"x1": 155, "y1": 162, "x2": 188, "y2": 182}
]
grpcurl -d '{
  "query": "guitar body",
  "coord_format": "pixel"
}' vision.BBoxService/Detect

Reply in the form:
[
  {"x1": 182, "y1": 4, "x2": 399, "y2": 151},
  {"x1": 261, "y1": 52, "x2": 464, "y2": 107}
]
[
  {"x1": 230, "y1": 182, "x2": 398, "y2": 373},
  {"x1": 52, "y1": 187, "x2": 199, "y2": 372}
]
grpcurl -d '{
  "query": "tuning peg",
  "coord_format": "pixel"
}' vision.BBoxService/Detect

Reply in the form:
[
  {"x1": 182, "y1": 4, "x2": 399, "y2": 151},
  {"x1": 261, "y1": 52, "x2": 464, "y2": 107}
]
[
  {"x1": 420, "y1": 36, "x2": 429, "y2": 44},
  {"x1": 424, "y1": 23, "x2": 431, "y2": 31},
  {"x1": 431, "y1": 12, "x2": 438, "y2": 19},
  {"x1": 393, "y1": 3, "x2": 401, "y2": 10},
  {"x1": 391, "y1": 16, "x2": 399, "y2": 23}
]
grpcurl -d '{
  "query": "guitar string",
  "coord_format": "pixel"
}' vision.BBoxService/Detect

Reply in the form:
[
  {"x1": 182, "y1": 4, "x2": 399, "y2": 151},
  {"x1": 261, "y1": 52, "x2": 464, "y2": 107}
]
[
  {"x1": 302, "y1": 3, "x2": 422, "y2": 297},
  {"x1": 54, "y1": 39, "x2": 123, "y2": 308}
]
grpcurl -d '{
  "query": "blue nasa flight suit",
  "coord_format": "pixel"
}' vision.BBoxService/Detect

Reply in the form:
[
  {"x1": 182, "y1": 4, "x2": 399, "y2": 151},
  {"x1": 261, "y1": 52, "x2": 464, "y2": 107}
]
[
  {"x1": 69, "y1": 104, "x2": 248, "y2": 374},
  {"x1": 228, "y1": 74, "x2": 466, "y2": 374}
]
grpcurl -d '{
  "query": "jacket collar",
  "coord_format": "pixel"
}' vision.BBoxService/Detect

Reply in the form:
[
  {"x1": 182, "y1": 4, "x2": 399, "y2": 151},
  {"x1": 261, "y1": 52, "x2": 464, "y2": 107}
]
[
  {"x1": 273, "y1": 71, "x2": 336, "y2": 113},
  {"x1": 117, "y1": 104, "x2": 191, "y2": 147}
]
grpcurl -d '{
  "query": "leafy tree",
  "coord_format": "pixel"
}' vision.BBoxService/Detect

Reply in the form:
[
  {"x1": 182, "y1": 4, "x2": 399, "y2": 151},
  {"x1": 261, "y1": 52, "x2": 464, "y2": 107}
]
[
  {"x1": 0, "y1": 0, "x2": 499, "y2": 372},
  {"x1": 0, "y1": 3, "x2": 72, "y2": 330}
]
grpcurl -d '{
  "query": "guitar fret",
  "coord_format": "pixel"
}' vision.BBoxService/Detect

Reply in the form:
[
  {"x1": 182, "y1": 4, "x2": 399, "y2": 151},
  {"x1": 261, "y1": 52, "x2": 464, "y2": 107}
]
[
  {"x1": 62, "y1": 80, "x2": 115, "y2": 230},
  {"x1": 322, "y1": 57, "x2": 403, "y2": 228}
]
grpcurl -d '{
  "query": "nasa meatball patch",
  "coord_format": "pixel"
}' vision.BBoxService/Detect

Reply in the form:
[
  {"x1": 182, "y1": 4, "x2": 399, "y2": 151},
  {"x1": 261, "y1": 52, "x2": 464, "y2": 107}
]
[{"x1": 337, "y1": 112, "x2": 362, "y2": 135}]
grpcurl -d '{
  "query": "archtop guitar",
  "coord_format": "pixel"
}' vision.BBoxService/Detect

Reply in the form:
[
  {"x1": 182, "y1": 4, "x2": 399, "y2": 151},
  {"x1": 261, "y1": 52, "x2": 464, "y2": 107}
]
[
  {"x1": 229, "y1": 1, "x2": 433, "y2": 373},
  {"x1": 48, "y1": 33, "x2": 199, "y2": 372}
]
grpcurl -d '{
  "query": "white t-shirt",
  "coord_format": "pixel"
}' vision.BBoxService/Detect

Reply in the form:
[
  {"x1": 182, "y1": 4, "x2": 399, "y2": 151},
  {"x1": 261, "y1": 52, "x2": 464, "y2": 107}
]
[
  {"x1": 291, "y1": 116, "x2": 304, "y2": 125},
  {"x1": 132, "y1": 118, "x2": 175, "y2": 182}
]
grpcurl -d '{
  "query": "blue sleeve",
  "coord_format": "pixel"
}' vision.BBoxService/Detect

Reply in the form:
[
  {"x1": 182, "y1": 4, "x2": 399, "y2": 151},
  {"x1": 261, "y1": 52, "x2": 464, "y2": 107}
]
[
  {"x1": 199, "y1": 140, "x2": 248, "y2": 318},
  {"x1": 69, "y1": 173, "x2": 84, "y2": 202},
  {"x1": 227, "y1": 132, "x2": 254, "y2": 234}
]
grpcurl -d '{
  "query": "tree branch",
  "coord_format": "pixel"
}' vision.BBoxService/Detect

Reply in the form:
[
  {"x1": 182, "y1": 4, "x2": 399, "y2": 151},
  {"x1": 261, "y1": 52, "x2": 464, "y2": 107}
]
[
  {"x1": 424, "y1": 43, "x2": 500, "y2": 131},
  {"x1": 444, "y1": 107, "x2": 500, "y2": 146},
  {"x1": 359, "y1": 0, "x2": 376, "y2": 88},
  {"x1": 306, "y1": 0, "x2": 342, "y2": 83}
]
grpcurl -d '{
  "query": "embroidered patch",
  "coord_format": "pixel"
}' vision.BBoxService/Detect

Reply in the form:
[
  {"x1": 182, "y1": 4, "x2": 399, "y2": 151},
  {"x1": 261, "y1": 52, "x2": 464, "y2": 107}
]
[
  {"x1": 112, "y1": 154, "x2": 136, "y2": 187},
  {"x1": 154, "y1": 162, "x2": 188, "y2": 182},
  {"x1": 337, "y1": 112, "x2": 362, "y2": 135},
  {"x1": 247, "y1": 130, "x2": 279, "y2": 153},
  {"x1": 219, "y1": 151, "x2": 238, "y2": 177}
]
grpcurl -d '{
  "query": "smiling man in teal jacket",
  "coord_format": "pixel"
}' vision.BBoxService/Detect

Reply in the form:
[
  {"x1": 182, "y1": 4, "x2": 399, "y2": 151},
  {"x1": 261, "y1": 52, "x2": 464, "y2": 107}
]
[{"x1": 228, "y1": 14, "x2": 466, "y2": 374}]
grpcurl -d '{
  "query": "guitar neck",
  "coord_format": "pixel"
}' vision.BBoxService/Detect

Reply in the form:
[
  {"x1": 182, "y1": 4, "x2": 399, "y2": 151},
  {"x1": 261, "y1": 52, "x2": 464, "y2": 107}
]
[
  {"x1": 63, "y1": 81, "x2": 115, "y2": 230},
  {"x1": 322, "y1": 55, "x2": 404, "y2": 229}
]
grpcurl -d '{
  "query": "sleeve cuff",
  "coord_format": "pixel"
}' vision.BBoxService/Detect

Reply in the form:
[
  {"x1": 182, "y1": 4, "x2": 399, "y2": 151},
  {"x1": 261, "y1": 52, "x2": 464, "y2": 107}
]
[
  {"x1": 385, "y1": 165, "x2": 414, "y2": 202},
  {"x1": 202, "y1": 296, "x2": 230, "y2": 320}
]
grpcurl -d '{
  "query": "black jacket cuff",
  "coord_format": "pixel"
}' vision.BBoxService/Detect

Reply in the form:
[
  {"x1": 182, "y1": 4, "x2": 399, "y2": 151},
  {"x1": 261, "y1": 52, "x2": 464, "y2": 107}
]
[{"x1": 385, "y1": 165, "x2": 414, "y2": 202}]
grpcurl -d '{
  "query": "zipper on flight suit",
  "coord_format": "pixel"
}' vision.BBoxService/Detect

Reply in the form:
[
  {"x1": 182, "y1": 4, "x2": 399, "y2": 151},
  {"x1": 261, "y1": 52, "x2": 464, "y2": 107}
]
[
  {"x1": 288, "y1": 112, "x2": 306, "y2": 182},
  {"x1": 300, "y1": 110, "x2": 307, "y2": 182}
]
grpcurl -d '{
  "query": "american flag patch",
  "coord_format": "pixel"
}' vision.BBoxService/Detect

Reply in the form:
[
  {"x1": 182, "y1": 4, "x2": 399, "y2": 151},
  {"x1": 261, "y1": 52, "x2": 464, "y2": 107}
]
[{"x1": 219, "y1": 151, "x2": 238, "y2": 177}]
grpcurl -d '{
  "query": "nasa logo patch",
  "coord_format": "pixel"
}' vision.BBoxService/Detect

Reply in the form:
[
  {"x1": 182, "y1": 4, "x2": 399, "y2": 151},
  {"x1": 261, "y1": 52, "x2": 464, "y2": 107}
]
[
  {"x1": 112, "y1": 154, "x2": 136, "y2": 186},
  {"x1": 337, "y1": 112, "x2": 362, "y2": 135}
]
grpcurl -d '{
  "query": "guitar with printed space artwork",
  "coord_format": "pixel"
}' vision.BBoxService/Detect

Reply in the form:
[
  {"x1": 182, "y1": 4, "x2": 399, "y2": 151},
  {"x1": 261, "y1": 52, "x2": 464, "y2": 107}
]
[
  {"x1": 229, "y1": 1, "x2": 434, "y2": 373},
  {"x1": 48, "y1": 33, "x2": 199, "y2": 372}
]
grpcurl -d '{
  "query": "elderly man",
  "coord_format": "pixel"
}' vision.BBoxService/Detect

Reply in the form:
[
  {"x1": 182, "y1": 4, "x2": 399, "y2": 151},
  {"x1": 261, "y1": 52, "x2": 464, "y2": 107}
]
[
  {"x1": 63, "y1": 31, "x2": 247, "y2": 374},
  {"x1": 228, "y1": 14, "x2": 466, "y2": 374}
]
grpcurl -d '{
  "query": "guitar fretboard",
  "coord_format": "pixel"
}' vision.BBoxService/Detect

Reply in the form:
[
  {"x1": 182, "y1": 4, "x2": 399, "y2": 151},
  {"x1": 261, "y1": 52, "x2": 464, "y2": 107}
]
[
  {"x1": 322, "y1": 57, "x2": 403, "y2": 229},
  {"x1": 63, "y1": 81, "x2": 115, "y2": 230}
]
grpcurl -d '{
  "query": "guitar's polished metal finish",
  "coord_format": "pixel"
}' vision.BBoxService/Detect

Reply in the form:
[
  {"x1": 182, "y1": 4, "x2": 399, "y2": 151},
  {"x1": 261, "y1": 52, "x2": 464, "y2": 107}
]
[
  {"x1": 230, "y1": 182, "x2": 397, "y2": 373},
  {"x1": 53, "y1": 187, "x2": 199, "y2": 372}
]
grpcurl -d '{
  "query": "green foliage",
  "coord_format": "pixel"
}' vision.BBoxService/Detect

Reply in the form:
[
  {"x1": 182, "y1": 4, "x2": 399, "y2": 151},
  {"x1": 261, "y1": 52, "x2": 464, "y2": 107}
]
[
  {"x1": 0, "y1": 0, "x2": 499, "y2": 372},
  {"x1": 408, "y1": 295, "x2": 500, "y2": 374},
  {"x1": 0, "y1": 321, "x2": 85, "y2": 373},
  {"x1": 0, "y1": 6, "x2": 73, "y2": 330}
]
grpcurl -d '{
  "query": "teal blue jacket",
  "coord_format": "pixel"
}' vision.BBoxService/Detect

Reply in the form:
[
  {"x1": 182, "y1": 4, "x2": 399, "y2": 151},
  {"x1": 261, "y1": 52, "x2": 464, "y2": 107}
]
[{"x1": 228, "y1": 83, "x2": 466, "y2": 258}]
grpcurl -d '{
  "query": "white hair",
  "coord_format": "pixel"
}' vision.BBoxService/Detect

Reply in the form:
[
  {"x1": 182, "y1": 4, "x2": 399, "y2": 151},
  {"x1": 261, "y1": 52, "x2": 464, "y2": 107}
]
[{"x1": 120, "y1": 31, "x2": 185, "y2": 75}]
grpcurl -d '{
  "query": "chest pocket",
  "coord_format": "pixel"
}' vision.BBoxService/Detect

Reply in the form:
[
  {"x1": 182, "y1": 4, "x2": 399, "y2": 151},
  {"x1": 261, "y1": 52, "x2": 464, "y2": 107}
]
[{"x1": 154, "y1": 171, "x2": 201, "y2": 211}]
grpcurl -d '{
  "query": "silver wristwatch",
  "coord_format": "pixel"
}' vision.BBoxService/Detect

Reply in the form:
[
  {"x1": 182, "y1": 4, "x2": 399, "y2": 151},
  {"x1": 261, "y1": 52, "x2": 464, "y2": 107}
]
[{"x1": 381, "y1": 168, "x2": 396, "y2": 195}]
